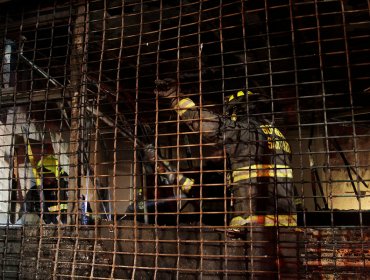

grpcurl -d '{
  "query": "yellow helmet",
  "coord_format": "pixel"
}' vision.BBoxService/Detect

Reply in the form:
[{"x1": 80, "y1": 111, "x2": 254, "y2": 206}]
[
  {"x1": 226, "y1": 89, "x2": 269, "y2": 121},
  {"x1": 37, "y1": 155, "x2": 62, "y2": 178},
  {"x1": 227, "y1": 90, "x2": 254, "y2": 103},
  {"x1": 226, "y1": 90, "x2": 254, "y2": 121}
]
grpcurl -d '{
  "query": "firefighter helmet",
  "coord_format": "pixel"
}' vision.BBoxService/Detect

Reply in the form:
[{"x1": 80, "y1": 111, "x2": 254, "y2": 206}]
[
  {"x1": 226, "y1": 90, "x2": 268, "y2": 121},
  {"x1": 37, "y1": 155, "x2": 63, "y2": 178}
]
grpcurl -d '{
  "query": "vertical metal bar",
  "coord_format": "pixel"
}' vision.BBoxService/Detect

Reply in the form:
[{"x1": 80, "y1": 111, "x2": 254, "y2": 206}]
[
  {"x1": 218, "y1": 1, "x2": 229, "y2": 278},
  {"x1": 339, "y1": 1, "x2": 365, "y2": 271},
  {"x1": 240, "y1": 1, "x2": 250, "y2": 275},
  {"x1": 14, "y1": 5, "x2": 29, "y2": 280},
  {"x1": 155, "y1": 1, "x2": 164, "y2": 279},
  {"x1": 197, "y1": 1, "x2": 205, "y2": 278},
  {"x1": 2, "y1": 10, "x2": 19, "y2": 279},
  {"x1": 90, "y1": 0, "x2": 108, "y2": 272},
  {"x1": 291, "y1": 0, "x2": 303, "y2": 226},
  {"x1": 288, "y1": 1, "x2": 308, "y2": 276},
  {"x1": 313, "y1": 0, "x2": 337, "y2": 275},
  {"x1": 44, "y1": 2, "x2": 63, "y2": 279},
  {"x1": 313, "y1": 0, "x2": 331, "y2": 210},
  {"x1": 109, "y1": 0, "x2": 120, "y2": 276},
  {"x1": 131, "y1": 0, "x2": 144, "y2": 278},
  {"x1": 174, "y1": 1, "x2": 183, "y2": 278},
  {"x1": 267, "y1": 2, "x2": 287, "y2": 277},
  {"x1": 28, "y1": 3, "x2": 45, "y2": 279}
]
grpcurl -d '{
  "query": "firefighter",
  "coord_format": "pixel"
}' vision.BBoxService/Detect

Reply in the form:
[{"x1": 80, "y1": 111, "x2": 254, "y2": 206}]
[
  {"x1": 24, "y1": 155, "x2": 68, "y2": 224},
  {"x1": 154, "y1": 79, "x2": 297, "y2": 279}
]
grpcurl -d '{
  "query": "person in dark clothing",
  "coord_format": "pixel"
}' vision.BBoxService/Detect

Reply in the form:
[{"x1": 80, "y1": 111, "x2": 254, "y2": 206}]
[
  {"x1": 154, "y1": 79, "x2": 297, "y2": 279},
  {"x1": 24, "y1": 155, "x2": 68, "y2": 224}
]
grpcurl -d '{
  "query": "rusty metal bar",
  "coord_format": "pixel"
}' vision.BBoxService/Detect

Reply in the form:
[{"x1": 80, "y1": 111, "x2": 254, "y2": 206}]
[{"x1": 0, "y1": 1, "x2": 369, "y2": 279}]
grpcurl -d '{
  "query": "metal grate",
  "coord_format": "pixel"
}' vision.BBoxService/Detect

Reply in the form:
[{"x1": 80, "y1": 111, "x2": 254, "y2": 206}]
[{"x1": 0, "y1": 0, "x2": 369, "y2": 279}]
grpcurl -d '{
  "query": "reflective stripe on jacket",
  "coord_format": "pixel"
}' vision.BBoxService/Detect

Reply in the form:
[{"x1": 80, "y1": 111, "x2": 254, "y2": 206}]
[
  {"x1": 230, "y1": 214, "x2": 297, "y2": 227},
  {"x1": 179, "y1": 175, "x2": 195, "y2": 193},
  {"x1": 48, "y1": 203, "x2": 68, "y2": 212},
  {"x1": 232, "y1": 164, "x2": 293, "y2": 182}
]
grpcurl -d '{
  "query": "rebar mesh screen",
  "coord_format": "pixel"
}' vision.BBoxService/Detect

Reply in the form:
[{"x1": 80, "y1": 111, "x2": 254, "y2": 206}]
[{"x1": 0, "y1": 0, "x2": 369, "y2": 279}]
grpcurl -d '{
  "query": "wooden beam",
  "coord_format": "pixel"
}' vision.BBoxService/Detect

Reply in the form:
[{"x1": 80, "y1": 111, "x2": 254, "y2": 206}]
[
  {"x1": 67, "y1": 2, "x2": 88, "y2": 226},
  {"x1": 0, "y1": 87, "x2": 71, "y2": 107}
]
